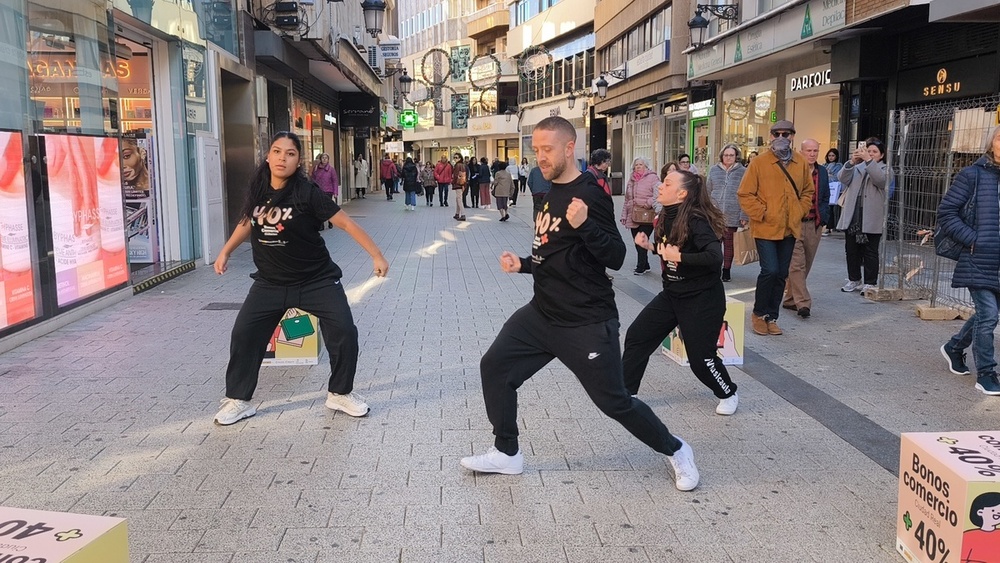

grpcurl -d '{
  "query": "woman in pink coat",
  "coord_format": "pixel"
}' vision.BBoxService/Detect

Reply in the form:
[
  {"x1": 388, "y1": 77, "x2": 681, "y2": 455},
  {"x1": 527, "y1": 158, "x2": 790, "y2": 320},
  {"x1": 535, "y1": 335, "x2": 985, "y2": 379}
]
[
  {"x1": 620, "y1": 156, "x2": 659, "y2": 274},
  {"x1": 311, "y1": 153, "x2": 339, "y2": 200}
]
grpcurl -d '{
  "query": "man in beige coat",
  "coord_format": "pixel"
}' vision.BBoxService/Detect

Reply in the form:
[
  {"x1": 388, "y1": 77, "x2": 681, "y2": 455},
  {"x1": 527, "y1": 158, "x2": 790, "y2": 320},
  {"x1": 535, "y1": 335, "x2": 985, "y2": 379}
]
[{"x1": 737, "y1": 120, "x2": 814, "y2": 336}]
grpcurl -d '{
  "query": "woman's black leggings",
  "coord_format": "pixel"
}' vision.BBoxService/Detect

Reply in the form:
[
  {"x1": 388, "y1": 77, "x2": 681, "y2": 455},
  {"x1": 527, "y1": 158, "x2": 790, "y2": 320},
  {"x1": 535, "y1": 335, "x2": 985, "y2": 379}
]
[{"x1": 622, "y1": 282, "x2": 737, "y2": 399}]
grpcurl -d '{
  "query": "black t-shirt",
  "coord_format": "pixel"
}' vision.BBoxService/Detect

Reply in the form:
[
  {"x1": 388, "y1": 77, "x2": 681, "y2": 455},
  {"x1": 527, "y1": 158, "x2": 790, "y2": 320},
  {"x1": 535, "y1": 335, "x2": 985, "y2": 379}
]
[
  {"x1": 653, "y1": 206, "x2": 723, "y2": 297},
  {"x1": 250, "y1": 182, "x2": 343, "y2": 285},
  {"x1": 517, "y1": 172, "x2": 626, "y2": 326}
]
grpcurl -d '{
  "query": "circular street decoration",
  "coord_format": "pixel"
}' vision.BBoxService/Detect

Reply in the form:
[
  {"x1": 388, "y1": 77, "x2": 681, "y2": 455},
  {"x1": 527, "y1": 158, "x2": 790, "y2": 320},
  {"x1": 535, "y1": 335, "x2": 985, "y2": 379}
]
[
  {"x1": 468, "y1": 53, "x2": 502, "y2": 91},
  {"x1": 420, "y1": 48, "x2": 452, "y2": 86},
  {"x1": 519, "y1": 45, "x2": 552, "y2": 83},
  {"x1": 431, "y1": 84, "x2": 458, "y2": 113},
  {"x1": 406, "y1": 79, "x2": 435, "y2": 106},
  {"x1": 476, "y1": 88, "x2": 498, "y2": 115}
]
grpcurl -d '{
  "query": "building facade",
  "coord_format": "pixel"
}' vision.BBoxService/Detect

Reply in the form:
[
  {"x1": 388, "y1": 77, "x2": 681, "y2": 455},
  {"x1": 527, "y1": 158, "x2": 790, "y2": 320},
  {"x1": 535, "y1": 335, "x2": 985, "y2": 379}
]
[{"x1": 0, "y1": 0, "x2": 397, "y2": 345}]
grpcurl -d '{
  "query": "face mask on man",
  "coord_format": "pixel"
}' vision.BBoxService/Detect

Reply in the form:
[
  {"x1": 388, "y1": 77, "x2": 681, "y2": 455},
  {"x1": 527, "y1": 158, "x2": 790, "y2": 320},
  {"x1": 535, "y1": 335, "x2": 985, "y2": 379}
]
[{"x1": 771, "y1": 136, "x2": 792, "y2": 161}]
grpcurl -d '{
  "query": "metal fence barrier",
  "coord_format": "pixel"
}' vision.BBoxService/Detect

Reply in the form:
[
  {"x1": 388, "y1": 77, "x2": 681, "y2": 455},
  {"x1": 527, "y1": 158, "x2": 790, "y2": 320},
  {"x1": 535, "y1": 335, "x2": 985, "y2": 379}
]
[{"x1": 879, "y1": 94, "x2": 1000, "y2": 313}]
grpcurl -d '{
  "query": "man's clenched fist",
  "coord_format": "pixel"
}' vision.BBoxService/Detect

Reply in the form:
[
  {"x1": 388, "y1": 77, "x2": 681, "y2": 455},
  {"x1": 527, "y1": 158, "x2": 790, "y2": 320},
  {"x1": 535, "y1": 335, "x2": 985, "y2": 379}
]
[{"x1": 566, "y1": 197, "x2": 588, "y2": 228}]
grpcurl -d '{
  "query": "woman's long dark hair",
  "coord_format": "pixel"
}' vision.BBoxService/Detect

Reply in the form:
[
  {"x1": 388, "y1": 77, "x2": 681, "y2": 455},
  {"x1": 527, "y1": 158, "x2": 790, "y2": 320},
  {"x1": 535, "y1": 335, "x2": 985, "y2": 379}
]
[
  {"x1": 239, "y1": 131, "x2": 312, "y2": 221},
  {"x1": 654, "y1": 170, "x2": 726, "y2": 248}
]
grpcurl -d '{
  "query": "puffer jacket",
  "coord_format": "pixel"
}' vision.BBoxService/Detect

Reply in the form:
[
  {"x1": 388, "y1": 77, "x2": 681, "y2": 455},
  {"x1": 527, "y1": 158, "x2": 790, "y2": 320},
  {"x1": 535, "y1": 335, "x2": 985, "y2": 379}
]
[
  {"x1": 621, "y1": 170, "x2": 659, "y2": 228},
  {"x1": 737, "y1": 150, "x2": 814, "y2": 240},
  {"x1": 836, "y1": 158, "x2": 889, "y2": 234},
  {"x1": 938, "y1": 156, "x2": 1000, "y2": 291},
  {"x1": 707, "y1": 162, "x2": 747, "y2": 228},
  {"x1": 401, "y1": 162, "x2": 420, "y2": 192}
]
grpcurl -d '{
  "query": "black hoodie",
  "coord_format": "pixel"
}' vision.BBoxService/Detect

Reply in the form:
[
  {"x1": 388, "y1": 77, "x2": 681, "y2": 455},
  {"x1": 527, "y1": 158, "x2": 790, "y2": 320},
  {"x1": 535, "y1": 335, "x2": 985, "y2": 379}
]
[{"x1": 519, "y1": 172, "x2": 625, "y2": 326}]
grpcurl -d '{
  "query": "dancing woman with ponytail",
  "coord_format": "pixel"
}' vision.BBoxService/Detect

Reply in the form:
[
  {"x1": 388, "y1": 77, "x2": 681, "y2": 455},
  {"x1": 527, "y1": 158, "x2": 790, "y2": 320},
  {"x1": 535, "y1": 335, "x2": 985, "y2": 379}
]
[
  {"x1": 621, "y1": 170, "x2": 741, "y2": 416},
  {"x1": 211, "y1": 131, "x2": 390, "y2": 426}
]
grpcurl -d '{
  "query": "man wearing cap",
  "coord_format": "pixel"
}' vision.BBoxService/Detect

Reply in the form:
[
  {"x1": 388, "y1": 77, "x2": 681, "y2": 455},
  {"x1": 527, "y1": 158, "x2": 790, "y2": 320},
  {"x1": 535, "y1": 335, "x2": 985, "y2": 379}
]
[{"x1": 737, "y1": 120, "x2": 814, "y2": 336}]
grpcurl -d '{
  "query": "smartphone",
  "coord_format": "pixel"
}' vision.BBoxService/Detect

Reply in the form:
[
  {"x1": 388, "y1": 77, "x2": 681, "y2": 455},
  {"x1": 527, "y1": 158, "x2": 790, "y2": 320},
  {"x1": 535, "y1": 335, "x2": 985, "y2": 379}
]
[{"x1": 857, "y1": 141, "x2": 867, "y2": 150}]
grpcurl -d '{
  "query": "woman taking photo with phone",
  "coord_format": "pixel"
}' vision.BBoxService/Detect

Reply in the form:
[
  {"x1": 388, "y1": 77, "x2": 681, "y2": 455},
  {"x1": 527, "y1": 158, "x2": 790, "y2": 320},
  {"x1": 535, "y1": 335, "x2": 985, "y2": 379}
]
[
  {"x1": 836, "y1": 137, "x2": 889, "y2": 295},
  {"x1": 621, "y1": 170, "x2": 740, "y2": 416},
  {"x1": 212, "y1": 131, "x2": 389, "y2": 426}
]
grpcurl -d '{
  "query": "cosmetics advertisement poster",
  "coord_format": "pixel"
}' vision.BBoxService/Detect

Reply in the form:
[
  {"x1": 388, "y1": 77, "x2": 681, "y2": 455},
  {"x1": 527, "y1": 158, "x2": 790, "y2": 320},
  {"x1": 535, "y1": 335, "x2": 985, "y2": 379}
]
[
  {"x1": 0, "y1": 130, "x2": 38, "y2": 330},
  {"x1": 123, "y1": 134, "x2": 155, "y2": 264},
  {"x1": 44, "y1": 134, "x2": 129, "y2": 307}
]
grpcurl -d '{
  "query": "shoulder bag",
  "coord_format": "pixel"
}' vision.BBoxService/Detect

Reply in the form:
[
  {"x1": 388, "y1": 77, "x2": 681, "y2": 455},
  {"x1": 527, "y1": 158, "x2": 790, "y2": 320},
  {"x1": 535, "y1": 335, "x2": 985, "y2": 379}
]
[{"x1": 934, "y1": 170, "x2": 978, "y2": 260}]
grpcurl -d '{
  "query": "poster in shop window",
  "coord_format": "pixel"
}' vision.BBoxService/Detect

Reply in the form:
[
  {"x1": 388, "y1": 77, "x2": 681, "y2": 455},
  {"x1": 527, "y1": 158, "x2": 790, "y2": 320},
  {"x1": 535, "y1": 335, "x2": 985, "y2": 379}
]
[
  {"x1": 43, "y1": 134, "x2": 129, "y2": 307},
  {"x1": 0, "y1": 130, "x2": 38, "y2": 331},
  {"x1": 123, "y1": 133, "x2": 157, "y2": 264}
]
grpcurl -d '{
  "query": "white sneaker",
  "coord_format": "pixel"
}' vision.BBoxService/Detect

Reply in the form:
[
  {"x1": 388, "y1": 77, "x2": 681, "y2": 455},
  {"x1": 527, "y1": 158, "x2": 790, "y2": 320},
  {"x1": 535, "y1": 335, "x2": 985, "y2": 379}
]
[
  {"x1": 716, "y1": 392, "x2": 739, "y2": 416},
  {"x1": 841, "y1": 280, "x2": 862, "y2": 292},
  {"x1": 860, "y1": 284, "x2": 876, "y2": 295},
  {"x1": 214, "y1": 398, "x2": 256, "y2": 425},
  {"x1": 460, "y1": 446, "x2": 524, "y2": 475},
  {"x1": 325, "y1": 392, "x2": 370, "y2": 417},
  {"x1": 667, "y1": 438, "x2": 699, "y2": 491}
]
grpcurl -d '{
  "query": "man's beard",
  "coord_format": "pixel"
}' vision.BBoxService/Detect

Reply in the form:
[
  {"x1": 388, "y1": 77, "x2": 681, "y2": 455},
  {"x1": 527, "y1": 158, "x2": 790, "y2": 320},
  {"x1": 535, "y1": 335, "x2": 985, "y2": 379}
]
[{"x1": 544, "y1": 158, "x2": 566, "y2": 181}]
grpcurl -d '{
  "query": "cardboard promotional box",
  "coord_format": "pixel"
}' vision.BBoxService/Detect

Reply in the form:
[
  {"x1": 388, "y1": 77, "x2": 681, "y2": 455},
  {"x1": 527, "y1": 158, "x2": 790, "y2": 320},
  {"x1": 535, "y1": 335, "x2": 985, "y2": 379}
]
[
  {"x1": 896, "y1": 432, "x2": 1000, "y2": 563},
  {"x1": 0, "y1": 506, "x2": 127, "y2": 562},
  {"x1": 261, "y1": 308, "x2": 320, "y2": 366},
  {"x1": 661, "y1": 297, "x2": 745, "y2": 366}
]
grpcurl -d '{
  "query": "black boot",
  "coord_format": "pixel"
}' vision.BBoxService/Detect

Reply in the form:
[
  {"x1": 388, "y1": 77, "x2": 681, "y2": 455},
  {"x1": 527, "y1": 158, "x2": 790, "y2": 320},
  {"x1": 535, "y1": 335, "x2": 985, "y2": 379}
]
[{"x1": 722, "y1": 268, "x2": 731, "y2": 282}]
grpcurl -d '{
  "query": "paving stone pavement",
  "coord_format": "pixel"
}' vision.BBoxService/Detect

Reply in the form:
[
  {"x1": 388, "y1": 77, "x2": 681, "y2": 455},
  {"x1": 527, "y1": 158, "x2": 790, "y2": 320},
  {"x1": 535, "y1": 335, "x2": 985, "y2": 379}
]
[{"x1": 1, "y1": 191, "x2": 996, "y2": 562}]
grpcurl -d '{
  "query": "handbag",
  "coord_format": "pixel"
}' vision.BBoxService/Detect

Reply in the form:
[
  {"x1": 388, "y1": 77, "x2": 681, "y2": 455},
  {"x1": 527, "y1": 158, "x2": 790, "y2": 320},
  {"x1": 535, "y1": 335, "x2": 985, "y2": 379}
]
[
  {"x1": 280, "y1": 312, "x2": 315, "y2": 339},
  {"x1": 631, "y1": 206, "x2": 655, "y2": 224},
  {"x1": 934, "y1": 172, "x2": 978, "y2": 261},
  {"x1": 733, "y1": 227, "x2": 758, "y2": 266}
]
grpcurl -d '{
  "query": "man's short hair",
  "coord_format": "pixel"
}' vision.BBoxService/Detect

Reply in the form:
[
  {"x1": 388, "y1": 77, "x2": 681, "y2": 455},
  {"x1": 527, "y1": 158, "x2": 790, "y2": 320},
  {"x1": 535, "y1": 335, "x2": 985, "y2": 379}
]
[
  {"x1": 534, "y1": 116, "x2": 577, "y2": 143},
  {"x1": 590, "y1": 149, "x2": 611, "y2": 166}
]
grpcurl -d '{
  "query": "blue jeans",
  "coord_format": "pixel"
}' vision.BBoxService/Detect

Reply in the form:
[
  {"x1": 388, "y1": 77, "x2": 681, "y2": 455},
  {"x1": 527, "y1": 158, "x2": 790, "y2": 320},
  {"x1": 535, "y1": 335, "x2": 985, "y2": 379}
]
[
  {"x1": 405, "y1": 191, "x2": 417, "y2": 206},
  {"x1": 753, "y1": 236, "x2": 796, "y2": 319},
  {"x1": 948, "y1": 288, "x2": 1000, "y2": 376}
]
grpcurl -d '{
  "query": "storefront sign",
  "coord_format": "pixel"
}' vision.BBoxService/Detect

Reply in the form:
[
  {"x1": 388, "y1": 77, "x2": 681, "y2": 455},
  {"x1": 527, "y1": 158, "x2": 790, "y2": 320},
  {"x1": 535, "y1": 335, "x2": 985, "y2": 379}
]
[
  {"x1": 688, "y1": 99, "x2": 716, "y2": 118},
  {"x1": 689, "y1": 0, "x2": 846, "y2": 79},
  {"x1": 897, "y1": 57, "x2": 999, "y2": 104},
  {"x1": 399, "y1": 110, "x2": 418, "y2": 128},
  {"x1": 384, "y1": 141, "x2": 404, "y2": 153},
  {"x1": 340, "y1": 94, "x2": 380, "y2": 128},
  {"x1": 790, "y1": 67, "x2": 831, "y2": 92},
  {"x1": 379, "y1": 39, "x2": 401, "y2": 62},
  {"x1": 628, "y1": 41, "x2": 669, "y2": 77},
  {"x1": 786, "y1": 64, "x2": 837, "y2": 99},
  {"x1": 324, "y1": 112, "x2": 336, "y2": 126}
]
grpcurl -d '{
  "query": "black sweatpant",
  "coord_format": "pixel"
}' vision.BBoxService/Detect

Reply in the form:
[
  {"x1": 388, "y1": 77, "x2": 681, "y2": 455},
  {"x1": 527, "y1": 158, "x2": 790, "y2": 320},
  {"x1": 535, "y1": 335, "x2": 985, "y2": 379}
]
[
  {"x1": 622, "y1": 283, "x2": 736, "y2": 399},
  {"x1": 480, "y1": 304, "x2": 682, "y2": 457},
  {"x1": 225, "y1": 273, "x2": 359, "y2": 401}
]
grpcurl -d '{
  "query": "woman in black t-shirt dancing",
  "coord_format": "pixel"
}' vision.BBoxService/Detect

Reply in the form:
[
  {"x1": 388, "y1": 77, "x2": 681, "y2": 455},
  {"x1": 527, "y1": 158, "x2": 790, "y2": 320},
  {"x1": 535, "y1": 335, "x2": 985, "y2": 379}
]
[
  {"x1": 212, "y1": 131, "x2": 389, "y2": 426},
  {"x1": 621, "y1": 170, "x2": 740, "y2": 416}
]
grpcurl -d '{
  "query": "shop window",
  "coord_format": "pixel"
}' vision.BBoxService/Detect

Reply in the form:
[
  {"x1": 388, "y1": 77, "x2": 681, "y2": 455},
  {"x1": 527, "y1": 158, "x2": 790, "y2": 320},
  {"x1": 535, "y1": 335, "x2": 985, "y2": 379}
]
[
  {"x1": 723, "y1": 90, "x2": 774, "y2": 162},
  {"x1": 28, "y1": 0, "x2": 116, "y2": 136}
]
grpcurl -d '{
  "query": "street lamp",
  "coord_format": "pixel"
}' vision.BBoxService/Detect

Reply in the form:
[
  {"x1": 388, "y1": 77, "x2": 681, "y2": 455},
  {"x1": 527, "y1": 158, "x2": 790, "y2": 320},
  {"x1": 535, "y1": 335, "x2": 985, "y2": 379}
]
[
  {"x1": 688, "y1": 3, "x2": 739, "y2": 48},
  {"x1": 594, "y1": 69, "x2": 625, "y2": 99},
  {"x1": 505, "y1": 107, "x2": 517, "y2": 123},
  {"x1": 360, "y1": 0, "x2": 386, "y2": 38},
  {"x1": 567, "y1": 91, "x2": 578, "y2": 110},
  {"x1": 383, "y1": 67, "x2": 413, "y2": 97}
]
